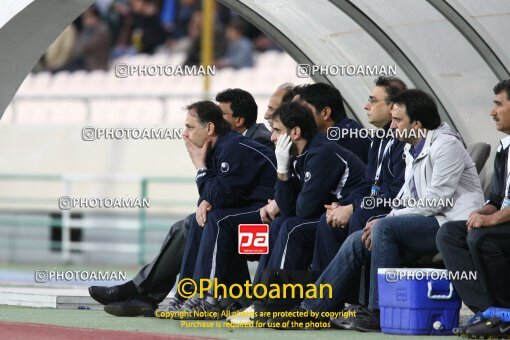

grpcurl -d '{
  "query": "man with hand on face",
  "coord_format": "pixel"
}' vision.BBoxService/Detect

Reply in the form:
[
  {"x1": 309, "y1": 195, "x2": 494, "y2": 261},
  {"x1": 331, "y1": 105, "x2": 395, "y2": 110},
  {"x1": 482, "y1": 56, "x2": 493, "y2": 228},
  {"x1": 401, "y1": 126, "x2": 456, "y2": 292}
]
[
  {"x1": 90, "y1": 98, "x2": 274, "y2": 318},
  {"x1": 258, "y1": 83, "x2": 297, "y2": 222},
  {"x1": 436, "y1": 80, "x2": 510, "y2": 337},
  {"x1": 253, "y1": 102, "x2": 365, "y2": 284},
  {"x1": 269, "y1": 89, "x2": 484, "y2": 332},
  {"x1": 258, "y1": 82, "x2": 364, "y2": 230},
  {"x1": 166, "y1": 101, "x2": 276, "y2": 317},
  {"x1": 312, "y1": 76, "x2": 407, "y2": 273}
]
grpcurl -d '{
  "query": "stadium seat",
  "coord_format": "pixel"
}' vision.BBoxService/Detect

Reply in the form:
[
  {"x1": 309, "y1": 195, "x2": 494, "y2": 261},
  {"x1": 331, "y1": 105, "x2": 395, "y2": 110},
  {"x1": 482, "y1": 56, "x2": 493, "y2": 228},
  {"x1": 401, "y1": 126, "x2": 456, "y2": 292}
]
[
  {"x1": 467, "y1": 142, "x2": 491, "y2": 174},
  {"x1": 48, "y1": 100, "x2": 87, "y2": 124},
  {"x1": 8, "y1": 52, "x2": 299, "y2": 125}
]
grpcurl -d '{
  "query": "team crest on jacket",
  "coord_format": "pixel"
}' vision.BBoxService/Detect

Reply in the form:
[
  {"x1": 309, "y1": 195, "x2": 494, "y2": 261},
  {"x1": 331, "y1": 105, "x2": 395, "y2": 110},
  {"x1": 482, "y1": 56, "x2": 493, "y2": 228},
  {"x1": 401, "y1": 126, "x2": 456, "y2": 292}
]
[
  {"x1": 305, "y1": 171, "x2": 311, "y2": 182},
  {"x1": 221, "y1": 162, "x2": 230, "y2": 173}
]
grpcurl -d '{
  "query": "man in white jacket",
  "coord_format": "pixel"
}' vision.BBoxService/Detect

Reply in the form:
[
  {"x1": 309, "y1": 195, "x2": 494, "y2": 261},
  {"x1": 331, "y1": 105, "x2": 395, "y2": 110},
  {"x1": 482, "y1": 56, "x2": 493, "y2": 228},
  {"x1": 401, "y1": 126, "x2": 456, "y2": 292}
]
[{"x1": 268, "y1": 89, "x2": 485, "y2": 332}]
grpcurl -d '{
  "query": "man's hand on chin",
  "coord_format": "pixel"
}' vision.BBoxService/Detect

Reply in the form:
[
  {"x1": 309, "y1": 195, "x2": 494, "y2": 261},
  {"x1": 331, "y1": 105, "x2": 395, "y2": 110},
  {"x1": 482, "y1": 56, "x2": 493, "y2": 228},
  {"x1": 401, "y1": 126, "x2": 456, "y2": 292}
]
[{"x1": 184, "y1": 136, "x2": 211, "y2": 170}]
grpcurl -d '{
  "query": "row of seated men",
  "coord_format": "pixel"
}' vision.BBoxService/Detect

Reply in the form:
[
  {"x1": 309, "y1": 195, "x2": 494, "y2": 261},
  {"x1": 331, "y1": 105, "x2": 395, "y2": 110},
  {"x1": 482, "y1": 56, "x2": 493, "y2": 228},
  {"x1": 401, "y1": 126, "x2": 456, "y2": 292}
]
[{"x1": 89, "y1": 78, "x2": 510, "y2": 334}]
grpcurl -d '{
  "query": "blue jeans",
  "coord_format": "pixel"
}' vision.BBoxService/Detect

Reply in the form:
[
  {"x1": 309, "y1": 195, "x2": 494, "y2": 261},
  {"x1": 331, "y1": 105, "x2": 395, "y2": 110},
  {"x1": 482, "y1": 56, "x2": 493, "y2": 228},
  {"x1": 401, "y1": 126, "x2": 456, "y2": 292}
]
[{"x1": 302, "y1": 214, "x2": 440, "y2": 311}]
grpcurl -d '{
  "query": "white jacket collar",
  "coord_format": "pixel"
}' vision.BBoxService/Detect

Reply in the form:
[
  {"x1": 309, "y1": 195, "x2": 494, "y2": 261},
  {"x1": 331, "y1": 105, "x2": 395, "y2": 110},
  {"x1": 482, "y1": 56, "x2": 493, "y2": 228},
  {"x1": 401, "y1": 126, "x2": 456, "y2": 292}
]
[
  {"x1": 498, "y1": 136, "x2": 510, "y2": 152},
  {"x1": 414, "y1": 123, "x2": 458, "y2": 161}
]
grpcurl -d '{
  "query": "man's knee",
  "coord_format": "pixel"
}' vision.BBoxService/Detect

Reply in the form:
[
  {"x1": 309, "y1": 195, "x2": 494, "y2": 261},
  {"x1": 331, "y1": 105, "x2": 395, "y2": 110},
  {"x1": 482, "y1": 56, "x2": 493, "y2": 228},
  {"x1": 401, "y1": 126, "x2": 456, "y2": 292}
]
[
  {"x1": 203, "y1": 209, "x2": 226, "y2": 222},
  {"x1": 436, "y1": 221, "x2": 459, "y2": 250},
  {"x1": 466, "y1": 228, "x2": 507, "y2": 259},
  {"x1": 349, "y1": 209, "x2": 373, "y2": 234},
  {"x1": 276, "y1": 221, "x2": 294, "y2": 240},
  {"x1": 466, "y1": 228, "x2": 487, "y2": 250},
  {"x1": 370, "y1": 217, "x2": 391, "y2": 241},
  {"x1": 343, "y1": 230, "x2": 364, "y2": 252},
  {"x1": 182, "y1": 213, "x2": 195, "y2": 231},
  {"x1": 319, "y1": 212, "x2": 328, "y2": 226},
  {"x1": 269, "y1": 216, "x2": 285, "y2": 233},
  {"x1": 316, "y1": 213, "x2": 332, "y2": 233}
]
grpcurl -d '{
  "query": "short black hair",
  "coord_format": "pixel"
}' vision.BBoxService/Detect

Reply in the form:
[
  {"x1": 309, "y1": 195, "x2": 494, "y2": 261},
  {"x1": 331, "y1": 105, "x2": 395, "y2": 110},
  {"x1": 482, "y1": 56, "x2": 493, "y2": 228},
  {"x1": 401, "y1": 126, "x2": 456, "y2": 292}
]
[
  {"x1": 374, "y1": 76, "x2": 408, "y2": 103},
  {"x1": 186, "y1": 101, "x2": 231, "y2": 136},
  {"x1": 392, "y1": 89, "x2": 441, "y2": 130},
  {"x1": 272, "y1": 102, "x2": 318, "y2": 142},
  {"x1": 494, "y1": 80, "x2": 510, "y2": 101},
  {"x1": 294, "y1": 83, "x2": 347, "y2": 122},
  {"x1": 215, "y1": 88, "x2": 258, "y2": 128},
  {"x1": 281, "y1": 87, "x2": 297, "y2": 104}
]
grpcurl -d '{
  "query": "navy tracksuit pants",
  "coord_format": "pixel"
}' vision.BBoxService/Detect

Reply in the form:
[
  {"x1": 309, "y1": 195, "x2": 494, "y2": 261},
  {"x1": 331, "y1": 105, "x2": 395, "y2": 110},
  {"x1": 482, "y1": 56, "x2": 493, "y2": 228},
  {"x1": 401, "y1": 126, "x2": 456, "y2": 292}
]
[
  {"x1": 179, "y1": 204, "x2": 264, "y2": 294},
  {"x1": 311, "y1": 207, "x2": 389, "y2": 271}
]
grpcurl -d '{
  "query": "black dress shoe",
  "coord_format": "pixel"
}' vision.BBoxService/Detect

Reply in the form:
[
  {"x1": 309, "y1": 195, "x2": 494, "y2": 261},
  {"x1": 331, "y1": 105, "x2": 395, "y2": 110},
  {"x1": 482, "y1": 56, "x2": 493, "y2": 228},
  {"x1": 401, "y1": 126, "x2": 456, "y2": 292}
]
[
  {"x1": 88, "y1": 286, "x2": 122, "y2": 305},
  {"x1": 453, "y1": 312, "x2": 486, "y2": 335},
  {"x1": 466, "y1": 316, "x2": 510, "y2": 338},
  {"x1": 350, "y1": 308, "x2": 381, "y2": 332},
  {"x1": 330, "y1": 304, "x2": 366, "y2": 330},
  {"x1": 104, "y1": 296, "x2": 158, "y2": 317},
  {"x1": 89, "y1": 281, "x2": 138, "y2": 305}
]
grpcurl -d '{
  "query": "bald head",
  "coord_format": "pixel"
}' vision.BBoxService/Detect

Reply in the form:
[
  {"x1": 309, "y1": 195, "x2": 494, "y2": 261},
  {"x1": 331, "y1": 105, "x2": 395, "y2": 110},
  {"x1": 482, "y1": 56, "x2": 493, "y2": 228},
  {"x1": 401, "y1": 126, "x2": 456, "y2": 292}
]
[{"x1": 265, "y1": 84, "x2": 295, "y2": 120}]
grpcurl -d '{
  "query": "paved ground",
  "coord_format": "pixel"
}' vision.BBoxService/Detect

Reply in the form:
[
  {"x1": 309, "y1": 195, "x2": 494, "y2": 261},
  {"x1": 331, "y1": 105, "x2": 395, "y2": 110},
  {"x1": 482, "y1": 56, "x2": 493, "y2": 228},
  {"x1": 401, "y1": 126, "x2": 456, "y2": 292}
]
[
  {"x1": 0, "y1": 305, "x2": 454, "y2": 339},
  {"x1": 0, "y1": 263, "x2": 463, "y2": 339}
]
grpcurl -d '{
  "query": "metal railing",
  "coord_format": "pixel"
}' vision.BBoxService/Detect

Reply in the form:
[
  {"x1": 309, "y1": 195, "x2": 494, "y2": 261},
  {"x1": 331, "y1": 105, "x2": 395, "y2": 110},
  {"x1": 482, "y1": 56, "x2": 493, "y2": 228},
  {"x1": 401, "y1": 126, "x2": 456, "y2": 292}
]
[{"x1": 0, "y1": 173, "x2": 195, "y2": 264}]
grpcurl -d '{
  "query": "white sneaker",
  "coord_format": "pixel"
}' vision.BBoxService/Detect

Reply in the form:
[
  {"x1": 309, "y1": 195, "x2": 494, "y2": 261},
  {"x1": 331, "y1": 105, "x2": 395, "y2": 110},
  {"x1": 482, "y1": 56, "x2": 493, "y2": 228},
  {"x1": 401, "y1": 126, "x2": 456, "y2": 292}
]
[{"x1": 226, "y1": 304, "x2": 255, "y2": 325}]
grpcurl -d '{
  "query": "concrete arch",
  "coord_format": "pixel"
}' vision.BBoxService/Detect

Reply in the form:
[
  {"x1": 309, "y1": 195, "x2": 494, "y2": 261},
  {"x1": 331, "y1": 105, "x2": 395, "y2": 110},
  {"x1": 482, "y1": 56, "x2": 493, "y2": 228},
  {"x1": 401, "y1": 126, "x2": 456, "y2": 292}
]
[
  {"x1": 0, "y1": 0, "x2": 94, "y2": 119},
  {"x1": 427, "y1": 0, "x2": 510, "y2": 80}
]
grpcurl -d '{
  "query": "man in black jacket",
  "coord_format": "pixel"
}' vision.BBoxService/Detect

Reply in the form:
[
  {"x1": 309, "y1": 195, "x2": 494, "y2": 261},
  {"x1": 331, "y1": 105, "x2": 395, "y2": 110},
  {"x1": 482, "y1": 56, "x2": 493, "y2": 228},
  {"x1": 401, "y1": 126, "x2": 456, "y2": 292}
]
[
  {"x1": 216, "y1": 88, "x2": 273, "y2": 149},
  {"x1": 294, "y1": 83, "x2": 371, "y2": 164},
  {"x1": 437, "y1": 80, "x2": 510, "y2": 319},
  {"x1": 312, "y1": 77, "x2": 407, "y2": 272}
]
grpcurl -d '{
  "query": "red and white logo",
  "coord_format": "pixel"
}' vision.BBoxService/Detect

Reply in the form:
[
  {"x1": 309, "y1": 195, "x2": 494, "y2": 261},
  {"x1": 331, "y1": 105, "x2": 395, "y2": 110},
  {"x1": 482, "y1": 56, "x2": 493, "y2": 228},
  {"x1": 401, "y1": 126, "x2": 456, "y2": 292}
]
[{"x1": 238, "y1": 224, "x2": 269, "y2": 254}]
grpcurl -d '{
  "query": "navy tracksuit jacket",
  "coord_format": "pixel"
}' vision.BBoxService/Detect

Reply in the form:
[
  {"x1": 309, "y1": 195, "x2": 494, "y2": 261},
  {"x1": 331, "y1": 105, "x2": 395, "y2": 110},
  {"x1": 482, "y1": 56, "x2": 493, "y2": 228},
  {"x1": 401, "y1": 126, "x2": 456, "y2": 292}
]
[
  {"x1": 254, "y1": 133, "x2": 366, "y2": 279},
  {"x1": 333, "y1": 117, "x2": 371, "y2": 165},
  {"x1": 275, "y1": 133, "x2": 366, "y2": 219},
  {"x1": 179, "y1": 131, "x2": 276, "y2": 289},
  {"x1": 195, "y1": 131, "x2": 276, "y2": 208},
  {"x1": 312, "y1": 123, "x2": 406, "y2": 271}
]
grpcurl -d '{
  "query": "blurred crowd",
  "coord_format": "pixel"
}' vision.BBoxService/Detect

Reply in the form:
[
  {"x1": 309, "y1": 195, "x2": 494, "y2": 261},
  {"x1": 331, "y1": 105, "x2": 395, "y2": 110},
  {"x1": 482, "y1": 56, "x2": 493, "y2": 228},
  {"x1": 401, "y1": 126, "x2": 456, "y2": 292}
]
[{"x1": 37, "y1": 0, "x2": 281, "y2": 73}]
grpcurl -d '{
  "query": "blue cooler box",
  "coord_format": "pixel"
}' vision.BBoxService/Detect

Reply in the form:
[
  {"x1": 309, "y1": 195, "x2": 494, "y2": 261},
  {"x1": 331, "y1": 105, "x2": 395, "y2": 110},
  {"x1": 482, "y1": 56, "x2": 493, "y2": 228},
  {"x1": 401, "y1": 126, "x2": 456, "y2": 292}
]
[{"x1": 378, "y1": 268, "x2": 461, "y2": 335}]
